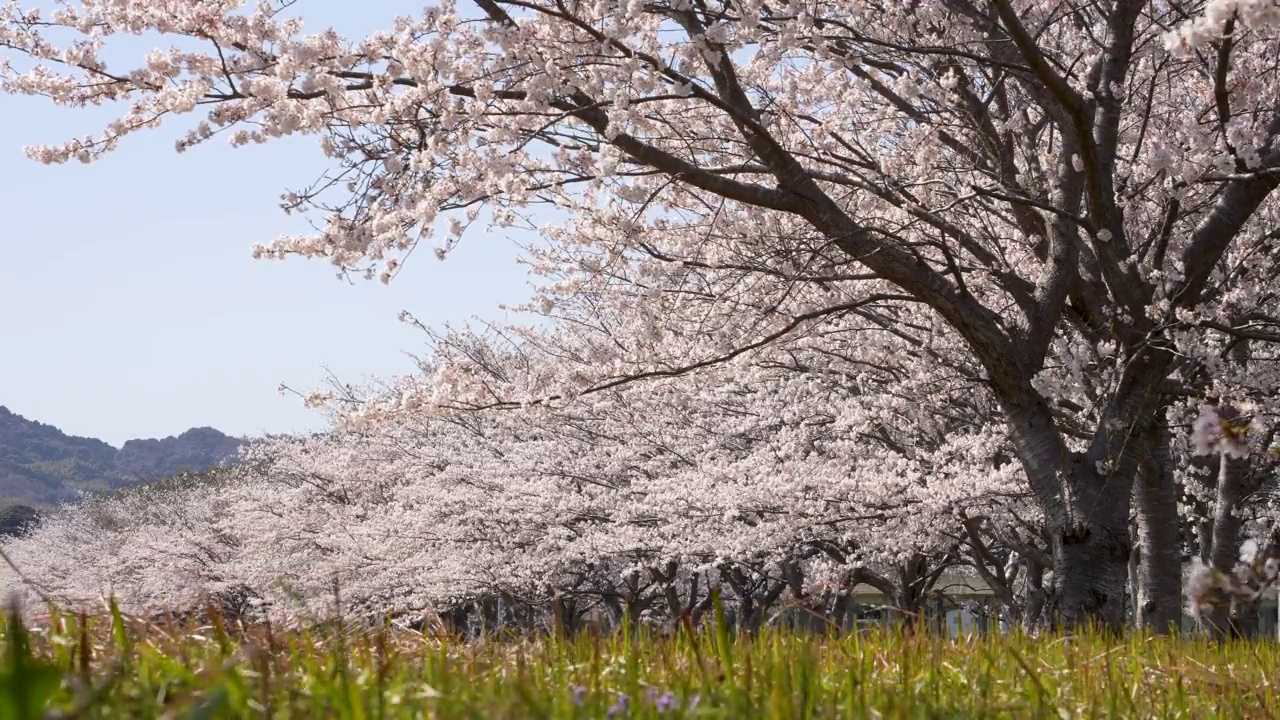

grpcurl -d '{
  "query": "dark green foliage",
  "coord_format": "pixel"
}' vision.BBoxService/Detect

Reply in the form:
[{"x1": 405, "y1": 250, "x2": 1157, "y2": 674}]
[
  {"x1": 0, "y1": 506, "x2": 38, "y2": 539},
  {"x1": 0, "y1": 608, "x2": 60, "y2": 720},
  {"x1": 0, "y1": 407, "x2": 241, "y2": 507}
]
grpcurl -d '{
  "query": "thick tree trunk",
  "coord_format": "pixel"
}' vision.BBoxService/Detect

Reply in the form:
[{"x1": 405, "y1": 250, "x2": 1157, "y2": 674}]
[
  {"x1": 1054, "y1": 518, "x2": 1131, "y2": 631},
  {"x1": 1006, "y1": 400, "x2": 1134, "y2": 632},
  {"x1": 1134, "y1": 428, "x2": 1183, "y2": 633}
]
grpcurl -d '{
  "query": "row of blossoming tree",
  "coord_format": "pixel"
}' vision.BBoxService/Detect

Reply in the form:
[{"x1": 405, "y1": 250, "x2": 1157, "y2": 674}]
[
  {"x1": 4, "y1": 0, "x2": 1280, "y2": 634},
  {"x1": 1, "y1": 316, "x2": 1278, "y2": 637}
]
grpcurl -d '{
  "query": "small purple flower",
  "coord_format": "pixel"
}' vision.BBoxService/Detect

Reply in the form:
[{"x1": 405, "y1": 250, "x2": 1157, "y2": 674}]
[
  {"x1": 688, "y1": 693, "x2": 701, "y2": 712},
  {"x1": 570, "y1": 686, "x2": 587, "y2": 706},
  {"x1": 656, "y1": 691, "x2": 678, "y2": 713},
  {"x1": 607, "y1": 692, "x2": 629, "y2": 719}
]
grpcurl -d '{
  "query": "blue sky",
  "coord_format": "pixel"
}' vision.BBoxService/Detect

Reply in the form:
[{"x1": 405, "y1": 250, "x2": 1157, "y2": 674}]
[{"x1": 0, "y1": 1, "x2": 533, "y2": 446}]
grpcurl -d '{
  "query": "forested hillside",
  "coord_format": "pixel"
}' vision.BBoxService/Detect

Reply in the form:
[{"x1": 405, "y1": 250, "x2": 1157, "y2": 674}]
[{"x1": 0, "y1": 406, "x2": 241, "y2": 506}]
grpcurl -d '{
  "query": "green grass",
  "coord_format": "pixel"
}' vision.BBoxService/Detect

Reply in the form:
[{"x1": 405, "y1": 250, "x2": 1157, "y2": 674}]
[{"x1": 3, "y1": 605, "x2": 1279, "y2": 719}]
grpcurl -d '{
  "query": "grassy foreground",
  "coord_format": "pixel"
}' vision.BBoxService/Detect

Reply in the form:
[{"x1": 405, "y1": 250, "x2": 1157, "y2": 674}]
[{"x1": 2, "y1": 606, "x2": 1278, "y2": 719}]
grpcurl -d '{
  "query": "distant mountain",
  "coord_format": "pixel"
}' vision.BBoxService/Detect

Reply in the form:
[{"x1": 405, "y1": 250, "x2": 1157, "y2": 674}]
[{"x1": 0, "y1": 406, "x2": 243, "y2": 507}]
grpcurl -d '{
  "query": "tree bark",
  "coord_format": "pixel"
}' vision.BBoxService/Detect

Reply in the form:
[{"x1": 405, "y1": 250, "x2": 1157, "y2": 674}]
[
  {"x1": 1006, "y1": 401, "x2": 1134, "y2": 632},
  {"x1": 1133, "y1": 427, "x2": 1184, "y2": 633},
  {"x1": 1021, "y1": 560, "x2": 1050, "y2": 633},
  {"x1": 1230, "y1": 601, "x2": 1261, "y2": 639},
  {"x1": 1205, "y1": 455, "x2": 1250, "y2": 639},
  {"x1": 1128, "y1": 522, "x2": 1140, "y2": 628},
  {"x1": 1054, "y1": 517, "x2": 1131, "y2": 632}
]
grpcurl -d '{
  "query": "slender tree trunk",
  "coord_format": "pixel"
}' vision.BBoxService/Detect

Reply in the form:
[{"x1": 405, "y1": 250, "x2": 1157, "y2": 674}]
[
  {"x1": 1186, "y1": 452, "x2": 1217, "y2": 564},
  {"x1": 1206, "y1": 455, "x2": 1249, "y2": 638},
  {"x1": 1230, "y1": 602, "x2": 1260, "y2": 639},
  {"x1": 1128, "y1": 521, "x2": 1140, "y2": 628},
  {"x1": 601, "y1": 596, "x2": 624, "y2": 631},
  {"x1": 961, "y1": 516, "x2": 1020, "y2": 624},
  {"x1": 832, "y1": 589, "x2": 853, "y2": 633},
  {"x1": 1134, "y1": 427, "x2": 1183, "y2": 633},
  {"x1": 1021, "y1": 561, "x2": 1049, "y2": 633}
]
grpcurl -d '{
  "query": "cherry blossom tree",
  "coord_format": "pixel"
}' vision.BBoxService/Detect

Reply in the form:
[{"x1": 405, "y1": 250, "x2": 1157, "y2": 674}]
[
  {"x1": 0, "y1": 321, "x2": 1035, "y2": 633},
  {"x1": 1171, "y1": 344, "x2": 1280, "y2": 635},
  {"x1": 0, "y1": 469, "x2": 251, "y2": 617},
  {"x1": 7, "y1": 0, "x2": 1280, "y2": 629}
]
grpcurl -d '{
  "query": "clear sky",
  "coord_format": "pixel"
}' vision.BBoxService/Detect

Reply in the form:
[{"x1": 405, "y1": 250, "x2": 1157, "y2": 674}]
[{"x1": 0, "y1": 1, "x2": 533, "y2": 447}]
